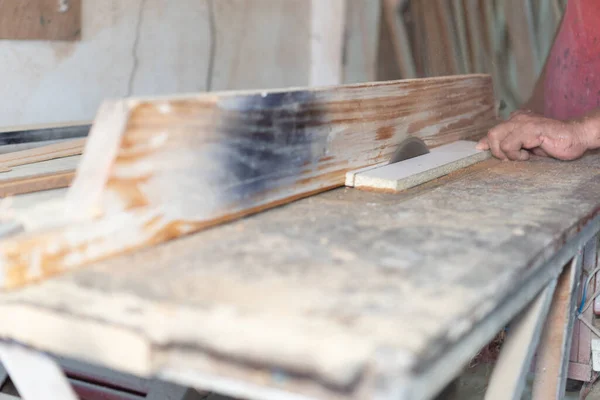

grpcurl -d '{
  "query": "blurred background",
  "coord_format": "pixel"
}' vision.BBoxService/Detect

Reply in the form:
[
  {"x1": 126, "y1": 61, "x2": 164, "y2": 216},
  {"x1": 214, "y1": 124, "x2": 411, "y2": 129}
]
[
  {"x1": 379, "y1": 0, "x2": 567, "y2": 117},
  {"x1": 0, "y1": 0, "x2": 567, "y2": 125}
]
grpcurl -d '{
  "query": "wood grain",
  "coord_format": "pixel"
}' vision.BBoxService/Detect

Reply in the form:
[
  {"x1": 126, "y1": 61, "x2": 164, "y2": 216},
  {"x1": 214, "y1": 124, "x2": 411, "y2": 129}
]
[
  {"x1": 0, "y1": 171, "x2": 74, "y2": 197},
  {"x1": 0, "y1": 0, "x2": 81, "y2": 41},
  {"x1": 344, "y1": 0, "x2": 382, "y2": 84},
  {"x1": 0, "y1": 156, "x2": 79, "y2": 197},
  {"x1": 532, "y1": 257, "x2": 581, "y2": 398},
  {"x1": 310, "y1": 0, "x2": 346, "y2": 86},
  {"x1": 382, "y1": 0, "x2": 416, "y2": 79},
  {"x1": 0, "y1": 154, "x2": 598, "y2": 400},
  {"x1": 0, "y1": 75, "x2": 496, "y2": 289},
  {"x1": 0, "y1": 138, "x2": 84, "y2": 170}
]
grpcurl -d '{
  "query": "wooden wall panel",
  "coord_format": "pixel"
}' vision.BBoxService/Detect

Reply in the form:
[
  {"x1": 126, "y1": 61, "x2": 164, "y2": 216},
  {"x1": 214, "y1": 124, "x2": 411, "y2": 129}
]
[{"x1": 0, "y1": 0, "x2": 81, "y2": 41}]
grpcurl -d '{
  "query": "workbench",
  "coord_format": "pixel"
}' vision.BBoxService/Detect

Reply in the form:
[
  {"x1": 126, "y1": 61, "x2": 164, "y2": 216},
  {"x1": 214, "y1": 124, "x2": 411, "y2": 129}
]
[{"x1": 0, "y1": 152, "x2": 598, "y2": 400}]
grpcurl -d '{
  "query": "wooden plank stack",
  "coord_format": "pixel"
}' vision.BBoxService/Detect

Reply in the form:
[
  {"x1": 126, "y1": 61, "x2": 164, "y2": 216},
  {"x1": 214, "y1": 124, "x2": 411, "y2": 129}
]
[{"x1": 381, "y1": 0, "x2": 567, "y2": 114}]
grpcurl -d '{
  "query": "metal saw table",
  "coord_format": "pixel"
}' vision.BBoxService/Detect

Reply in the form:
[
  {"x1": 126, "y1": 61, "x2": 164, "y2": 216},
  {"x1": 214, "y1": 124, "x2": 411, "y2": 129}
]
[{"x1": 0, "y1": 153, "x2": 598, "y2": 400}]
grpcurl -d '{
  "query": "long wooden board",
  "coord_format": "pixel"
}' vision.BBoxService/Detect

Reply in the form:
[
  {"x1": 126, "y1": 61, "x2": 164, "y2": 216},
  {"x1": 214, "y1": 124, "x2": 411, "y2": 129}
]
[
  {"x1": 0, "y1": 75, "x2": 496, "y2": 289},
  {"x1": 0, "y1": 138, "x2": 85, "y2": 170},
  {"x1": 0, "y1": 156, "x2": 79, "y2": 197}
]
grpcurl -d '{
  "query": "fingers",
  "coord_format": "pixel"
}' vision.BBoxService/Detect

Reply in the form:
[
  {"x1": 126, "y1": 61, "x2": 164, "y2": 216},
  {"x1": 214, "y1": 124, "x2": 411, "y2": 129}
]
[
  {"x1": 476, "y1": 137, "x2": 490, "y2": 150},
  {"x1": 487, "y1": 122, "x2": 516, "y2": 160},
  {"x1": 500, "y1": 129, "x2": 544, "y2": 161},
  {"x1": 531, "y1": 147, "x2": 549, "y2": 157}
]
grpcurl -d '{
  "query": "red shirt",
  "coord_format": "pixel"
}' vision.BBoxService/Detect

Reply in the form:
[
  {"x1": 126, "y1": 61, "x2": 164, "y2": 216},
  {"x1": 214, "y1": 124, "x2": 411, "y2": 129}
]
[{"x1": 544, "y1": 0, "x2": 600, "y2": 120}]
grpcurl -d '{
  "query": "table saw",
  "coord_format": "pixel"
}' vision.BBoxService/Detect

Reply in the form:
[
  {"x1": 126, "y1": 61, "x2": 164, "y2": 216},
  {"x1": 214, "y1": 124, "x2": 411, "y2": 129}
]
[{"x1": 0, "y1": 75, "x2": 597, "y2": 400}]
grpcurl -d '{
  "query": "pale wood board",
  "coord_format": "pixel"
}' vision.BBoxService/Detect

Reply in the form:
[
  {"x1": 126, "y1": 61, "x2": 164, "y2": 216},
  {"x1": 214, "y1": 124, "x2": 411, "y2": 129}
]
[
  {"x1": 532, "y1": 257, "x2": 581, "y2": 398},
  {"x1": 485, "y1": 282, "x2": 556, "y2": 400},
  {"x1": 350, "y1": 140, "x2": 491, "y2": 192},
  {"x1": 0, "y1": 138, "x2": 84, "y2": 170},
  {"x1": 0, "y1": 157, "x2": 79, "y2": 197},
  {"x1": 0, "y1": 154, "x2": 598, "y2": 400},
  {"x1": 382, "y1": 0, "x2": 416, "y2": 79},
  {"x1": 0, "y1": 0, "x2": 81, "y2": 41},
  {"x1": 343, "y1": 0, "x2": 382, "y2": 84},
  {"x1": 310, "y1": 0, "x2": 346, "y2": 86},
  {"x1": 0, "y1": 75, "x2": 496, "y2": 289},
  {"x1": 504, "y1": 0, "x2": 540, "y2": 104},
  {"x1": 210, "y1": 0, "x2": 310, "y2": 91}
]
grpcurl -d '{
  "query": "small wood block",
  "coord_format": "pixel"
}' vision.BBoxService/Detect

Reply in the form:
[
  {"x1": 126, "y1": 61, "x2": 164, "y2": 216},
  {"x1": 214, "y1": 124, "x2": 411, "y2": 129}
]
[
  {"x1": 350, "y1": 140, "x2": 490, "y2": 192},
  {"x1": 0, "y1": 0, "x2": 81, "y2": 41}
]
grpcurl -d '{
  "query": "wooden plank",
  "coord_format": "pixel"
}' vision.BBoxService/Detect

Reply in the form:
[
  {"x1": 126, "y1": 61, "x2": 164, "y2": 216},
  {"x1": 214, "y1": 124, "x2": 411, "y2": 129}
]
[
  {"x1": 485, "y1": 282, "x2": 556, "y2": 400},
  {"x1": 0, "y1": 0, "x2": 81, "y2": 41},
  {"x1": 0, "y1": 138, "x2": 84, "y2": 170},
  {"x1": 0, "y1": 170, "x2": 74, "y2": 197},
  {"x1": 382, "y1": 0, "x2": 416, "y2": 78},
  {"x1": 532, "y1": 254, "x2": 583, "y2": 399},
  {"x1": 421, "y1": 2, "x2": 448, "y2": 76},
  {"x1": 452, "y1": 0, "x2": 471, "y2": 73},
  {"x1": 504, "y1": 0, "x2": 540, "y2": 104},
  {"x1": 210, "y1": 0, "x2": 311, "y2": 91},
  {"x1": 343, "y1": 0, "x2": 382, "y2": 84},
  {"x1": 350, "y1": 141, "x2": 490, "y2": 192},
  {"x1": 310, "y1": 0, "x2": 347, "y2": 86},
  {"x1": 0, "y1": 75, "x2": 496, "y2": 289},
  {"x1": 435, "y1": 0, "x2": 461, "y2": 75},
  {"x1": 579, "y1": 238, "x2": 597, "y2": 366},
  {"x1": 0, "y1": 154, "x2": 598, "y2": 400},
  {"x1": 0, "y1": 157, "x2": 78, "y2": 197},
  {"x1": 463, "y1": 0, "x2": 487, "y2": 73}
]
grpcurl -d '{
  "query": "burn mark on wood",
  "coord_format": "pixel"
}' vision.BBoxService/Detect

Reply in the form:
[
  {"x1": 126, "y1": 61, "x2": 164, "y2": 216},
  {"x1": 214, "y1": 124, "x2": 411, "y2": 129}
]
[{"x1": 217, "y1": 91, "x2": 326, "y2": 202}]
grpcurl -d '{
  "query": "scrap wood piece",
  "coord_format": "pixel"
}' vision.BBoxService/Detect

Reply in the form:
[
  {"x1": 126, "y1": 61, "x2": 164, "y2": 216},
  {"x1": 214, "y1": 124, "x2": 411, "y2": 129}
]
[
  {"x1": 0, "y1": 138, "x2": 85, "y2": 170},
  {"x1": 0, "y1": 75, "x2": 496, "y2": 289},
  {"x1": 348, "y1": 140, "x2": 491, "y2": 192}
]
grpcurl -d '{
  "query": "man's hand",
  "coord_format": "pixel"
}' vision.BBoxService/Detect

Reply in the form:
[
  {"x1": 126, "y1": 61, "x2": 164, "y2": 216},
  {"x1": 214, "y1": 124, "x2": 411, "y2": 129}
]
[{"x1": 476, "y1": 110, "x2": 590, "y2": 161}]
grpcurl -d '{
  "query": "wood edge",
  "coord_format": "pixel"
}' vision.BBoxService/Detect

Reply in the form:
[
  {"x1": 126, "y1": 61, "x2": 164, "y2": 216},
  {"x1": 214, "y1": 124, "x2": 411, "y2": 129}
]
[
  {"x1": 66, "y1": 101, "x2": 131, "y2": 218},
  {"x1": 0, "y1": 120, "x2": 91, "y2": 134},
  {"x1": 0, "y1": 138, "x2": 85, "y2": 169},
  {"x1": 118, "y1": 74, "x2": 494, "y2": 103},
  {"x1": 0, "y1": 170, "x2": 75, "y2": 197},
  {"x1": 353, "y1": 150, "x2": 491, "y2": 192},
  {"x1": 0, "y1": 303, "x2": 152, "y2": 378}
]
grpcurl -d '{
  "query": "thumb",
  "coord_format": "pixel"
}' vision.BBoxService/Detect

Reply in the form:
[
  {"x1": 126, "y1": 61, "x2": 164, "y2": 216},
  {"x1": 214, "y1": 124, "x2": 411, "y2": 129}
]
[{"x1": 476, "y1": 137, "x2": 490, "y2": 150}]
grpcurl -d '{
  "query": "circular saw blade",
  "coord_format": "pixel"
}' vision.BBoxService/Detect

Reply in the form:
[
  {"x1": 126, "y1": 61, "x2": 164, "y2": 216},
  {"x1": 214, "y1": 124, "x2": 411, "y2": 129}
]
[{"x1": 389, "y1": 137, "x2": 430, "y2": 164}]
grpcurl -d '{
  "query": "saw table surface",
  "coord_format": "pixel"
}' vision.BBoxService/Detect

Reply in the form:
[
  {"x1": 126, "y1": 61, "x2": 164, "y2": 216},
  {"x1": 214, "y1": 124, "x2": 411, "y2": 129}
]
[{"x1": 0, "y1": 153, "x2": 599, "y2": 400}]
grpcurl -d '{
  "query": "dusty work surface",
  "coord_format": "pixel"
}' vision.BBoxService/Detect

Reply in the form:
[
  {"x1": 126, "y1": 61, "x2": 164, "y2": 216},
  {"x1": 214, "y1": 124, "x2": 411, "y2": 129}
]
[{"x1": 0, "y1": 154, "x2": 599, "y2": 400}]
